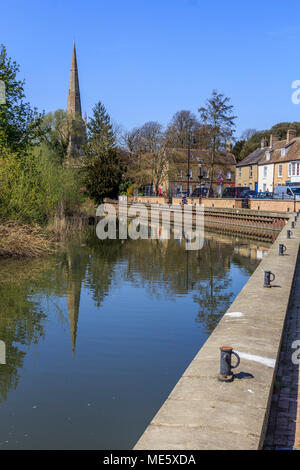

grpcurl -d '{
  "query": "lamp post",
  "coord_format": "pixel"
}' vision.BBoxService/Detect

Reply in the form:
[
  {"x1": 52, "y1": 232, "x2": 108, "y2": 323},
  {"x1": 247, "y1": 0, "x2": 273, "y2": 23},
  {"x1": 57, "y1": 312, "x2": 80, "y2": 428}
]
[
  {"x1": 187, "y1": 133, "x2": 191, "y2": 197},
  {"x1": 197, "y1": 158, "x2": 204, "y2": 201}
]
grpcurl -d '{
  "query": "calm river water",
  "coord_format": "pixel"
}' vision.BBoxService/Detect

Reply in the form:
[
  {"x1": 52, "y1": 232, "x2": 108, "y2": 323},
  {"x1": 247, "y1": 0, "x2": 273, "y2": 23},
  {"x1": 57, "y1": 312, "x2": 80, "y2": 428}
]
[{"x1": 0, "y1": 229, "x2": 269, "y2": 449}]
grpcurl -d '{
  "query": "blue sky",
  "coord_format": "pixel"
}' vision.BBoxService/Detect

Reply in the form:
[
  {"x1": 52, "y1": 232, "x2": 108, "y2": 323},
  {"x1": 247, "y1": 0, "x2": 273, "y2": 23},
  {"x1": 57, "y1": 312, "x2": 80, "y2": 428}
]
[{"x1": 2, "y1": 0, "x2": 300, "y2": 138}]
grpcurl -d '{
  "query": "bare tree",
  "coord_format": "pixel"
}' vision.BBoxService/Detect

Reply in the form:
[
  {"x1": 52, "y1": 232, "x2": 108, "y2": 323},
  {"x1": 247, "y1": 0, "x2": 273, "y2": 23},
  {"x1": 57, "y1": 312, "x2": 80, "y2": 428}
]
[
  {"x1": 124, "y1": 121, "x2": 173, "y2": 195},
  {"x1": 198, "y1": 90, "x2": 236, "y2": 195},
  {"x1": 165, "y1": 110, "x2": 203, "y2": 148}
]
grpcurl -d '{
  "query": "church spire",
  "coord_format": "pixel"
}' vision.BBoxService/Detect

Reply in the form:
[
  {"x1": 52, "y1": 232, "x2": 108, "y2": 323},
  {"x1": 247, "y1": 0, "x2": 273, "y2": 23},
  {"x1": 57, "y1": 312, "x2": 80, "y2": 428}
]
[{"x1": 67, "y1": 42, "x2": 82, "y2": 118}]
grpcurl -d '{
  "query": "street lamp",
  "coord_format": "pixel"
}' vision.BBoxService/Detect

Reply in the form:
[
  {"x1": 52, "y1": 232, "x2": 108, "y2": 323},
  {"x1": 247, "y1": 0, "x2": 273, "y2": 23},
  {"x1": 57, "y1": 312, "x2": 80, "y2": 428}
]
[
  {"x1": 187, "y1": 133, "x2": 191, "y2": 197},
  {"x1": 197, "y1": 158, "x2": 204, "y2": 201}
]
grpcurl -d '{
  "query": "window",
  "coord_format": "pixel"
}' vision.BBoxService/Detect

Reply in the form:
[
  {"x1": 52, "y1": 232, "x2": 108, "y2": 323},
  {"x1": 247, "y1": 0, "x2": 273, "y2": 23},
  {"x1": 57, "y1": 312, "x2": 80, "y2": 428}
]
[
  {"x1": 249, "y1": 166, "x2": 253, "y2": 178},
  {"x1": 281, "y1": 148, "x2": 286, "y2": 157},
  {"x1": 278, "y1": 164, "x2": 283, "y2": 177},
  {"x1": 249, "y1": 183, "x2": 252, "y2": 190},
  {"x1": 289, "y1": 162, "x2": 300, "y2": 177},
  {"x1": 226, "y1": 171, "x2": 231, "y2": 179},
  {"x1": 238, "y1": 167, "x2": 241, "y2": 177},
  {"x1": 266, "y1": 152, "x2": 270, "y2": 161},
  {"x1": 178, "y1": 169, "x2": 182, "y2": 178},
  {"x1": 263, "y1": 183, "x2": 267, "y2": 192},
  {"x1": 263, "y1": 166, "x2": 268, "y2": 178}
]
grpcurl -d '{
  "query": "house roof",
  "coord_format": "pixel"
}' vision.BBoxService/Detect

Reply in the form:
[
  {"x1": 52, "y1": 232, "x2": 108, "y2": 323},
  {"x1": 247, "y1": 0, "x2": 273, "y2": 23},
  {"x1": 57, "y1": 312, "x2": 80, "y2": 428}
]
[
  {"x1": 258, "y1": 138, "x2": 300, "y2": 165},
  {"x1": 166, "y1": 148, "x2": 236, "y2": 166},
  {"x1": 236, "y1": 148, "x2": 267, "y2": 167},
  {"x1": 236, "y1": 138, "x2": 300, "y2": 168}
]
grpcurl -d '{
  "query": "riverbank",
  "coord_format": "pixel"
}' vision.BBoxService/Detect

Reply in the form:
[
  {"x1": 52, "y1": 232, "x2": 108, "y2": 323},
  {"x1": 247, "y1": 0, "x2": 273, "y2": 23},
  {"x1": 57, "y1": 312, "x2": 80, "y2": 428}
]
[{"x1": 0, "y1": 221, "x2": 55, "y2": 258}]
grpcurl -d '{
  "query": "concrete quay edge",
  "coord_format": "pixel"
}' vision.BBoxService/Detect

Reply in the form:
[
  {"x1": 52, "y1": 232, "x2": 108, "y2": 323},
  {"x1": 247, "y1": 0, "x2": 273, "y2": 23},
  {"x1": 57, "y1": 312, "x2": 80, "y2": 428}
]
[{"x1": 134, "y1": 213, "x2": 300, "y2": 450}]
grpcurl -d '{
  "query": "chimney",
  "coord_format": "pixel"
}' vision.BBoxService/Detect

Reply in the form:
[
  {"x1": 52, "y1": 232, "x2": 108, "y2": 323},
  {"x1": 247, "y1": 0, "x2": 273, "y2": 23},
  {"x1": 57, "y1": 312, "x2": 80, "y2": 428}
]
[
  {"x1": 269, "y1": 134, "x2": 279, "y2": 148},
  {"x1": 226, "y1": 140, "x2": 232, "y2": 152},
  {"x1": 261, "y1": 136, "x2": 268, "y2": 148},
  {"x1": 287, "y1": 128, "x2": 296, "y2": 143}
]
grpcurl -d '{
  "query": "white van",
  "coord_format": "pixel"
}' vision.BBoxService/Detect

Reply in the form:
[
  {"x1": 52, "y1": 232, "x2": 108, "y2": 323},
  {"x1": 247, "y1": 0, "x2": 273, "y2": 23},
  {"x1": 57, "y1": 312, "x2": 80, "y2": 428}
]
[{"x1": 273, "y1": 185, "x2": 300, "y2": 200}]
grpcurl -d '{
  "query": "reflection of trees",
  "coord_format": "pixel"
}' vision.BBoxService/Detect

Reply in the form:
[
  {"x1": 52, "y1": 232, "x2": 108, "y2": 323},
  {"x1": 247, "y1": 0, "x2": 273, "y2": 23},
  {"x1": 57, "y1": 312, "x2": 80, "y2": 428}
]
[
  {"x1": 0, "y1": 228, "x2": 263, "y2": 403},
  {"x1": 0, "y1": 259, "x2": 51, "y2": 403},
  {"x1": 193, "y1": 240, "x2": 233, "y2": 334}
]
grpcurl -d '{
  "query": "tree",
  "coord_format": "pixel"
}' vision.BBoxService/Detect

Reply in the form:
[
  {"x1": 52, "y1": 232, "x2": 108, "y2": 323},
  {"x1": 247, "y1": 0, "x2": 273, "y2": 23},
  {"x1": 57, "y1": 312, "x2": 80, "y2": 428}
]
[
  {"x1": 87, "y1": 101, "x2": 115, "y2": 150},
  {"x1": 83, "y1": 101, "x2": 122, "y2": 202},
  {"x1": 124, "y1": 121, "x2": 170, "y2": 194},
  {"x1": 198, "y1": 90, "x2": 236, "y2": 195},
  {"x1": 0, "y1": 44, "x2": 42, "y2": 152},
  {"x1": 38, "y1": 109, "x2": 83, "y2": 163},
  {"x1": 240, "y1": 128, "x2": 257, "y2": 141},
  {"x1": 165, "y1": 110, "x2": 200, "y2": 148},
  {"x1": 83, "y1": 147, "x2": 122, "y2": 203}
]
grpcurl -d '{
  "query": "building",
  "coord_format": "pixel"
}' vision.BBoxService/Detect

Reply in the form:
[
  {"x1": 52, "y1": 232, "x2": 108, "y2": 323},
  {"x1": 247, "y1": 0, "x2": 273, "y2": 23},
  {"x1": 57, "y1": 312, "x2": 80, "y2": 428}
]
[
  {"x1": 66, "y1": 42, "x2": 86, "y2": 165},
  {"x1": 235, "y1": 146, "x2": 266, "y2": 191},
  {"x1": 167, "y1": 143, "x2": 236, "y2": 196},
  {"x1": 235, "y1": 130, "x2": 300, "y2": 192},
  {"x1": 258, "y1": 129, "x2": 300, "y2": 192}
]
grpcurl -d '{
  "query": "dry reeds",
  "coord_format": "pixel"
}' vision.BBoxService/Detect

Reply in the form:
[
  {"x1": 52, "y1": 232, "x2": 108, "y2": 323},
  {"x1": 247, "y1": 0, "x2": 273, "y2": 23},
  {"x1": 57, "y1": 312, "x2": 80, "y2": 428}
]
[{"x1": 0, "y1": 221, "x2": 56, "y2": 258}]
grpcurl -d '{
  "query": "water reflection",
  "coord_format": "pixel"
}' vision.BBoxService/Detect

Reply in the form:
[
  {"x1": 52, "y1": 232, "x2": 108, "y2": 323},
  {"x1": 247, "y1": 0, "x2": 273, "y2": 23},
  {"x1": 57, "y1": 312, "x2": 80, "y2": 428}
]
[{"x1": 0, "y1": 230, "x2": 269, "y2": 448}]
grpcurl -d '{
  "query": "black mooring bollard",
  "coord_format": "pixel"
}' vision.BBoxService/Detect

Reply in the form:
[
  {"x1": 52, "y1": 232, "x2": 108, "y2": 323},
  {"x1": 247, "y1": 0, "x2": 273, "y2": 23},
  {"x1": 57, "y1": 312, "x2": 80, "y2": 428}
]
[
  {"x1": 264, "y1": 270, "x2": 275, "y2": 287},
  {"x1": 279, "y1": 244, "x2": 287, "y2": 256},
  {"x1": 291, "y1": 221, "x2": 295, "y2": 229},
  {"x1": 218, "y1": 346, "x2": 240, "y2": 382},
  {"x1": 287, "y1": 229, "x2": 292, "y2": 239},
  {"x1": 295, "y1": 215, "x2": 297, "y2": 222}
]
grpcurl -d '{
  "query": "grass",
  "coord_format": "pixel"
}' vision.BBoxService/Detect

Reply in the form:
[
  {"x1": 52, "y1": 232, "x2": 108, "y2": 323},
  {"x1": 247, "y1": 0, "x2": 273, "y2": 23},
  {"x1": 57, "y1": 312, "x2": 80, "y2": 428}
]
[{"x1": 0, "y1": 221, "x2": 56, "y2": 258}]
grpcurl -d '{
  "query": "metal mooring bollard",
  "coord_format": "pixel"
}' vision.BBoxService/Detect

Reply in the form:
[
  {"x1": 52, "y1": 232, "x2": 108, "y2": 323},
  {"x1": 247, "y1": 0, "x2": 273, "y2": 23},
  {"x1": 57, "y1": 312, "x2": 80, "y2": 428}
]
[
  {"x1": 218, "y1": 347, "x2": 240, "y2": 382},
  {"x1": 287, "y1": 229, "x2": 292, "y2": 239},
  {"x1": 291, "y1": 221, "x2": 295, "y2": 229},
  {"x1": 264, "y1": 270, "x2": 275, "y2": 287},
  {"x1": 279, "y1": 244, "x2": 287, "y2": 256},
  {"x1": 295, "y1": 215, "x2": 297, "y2": 222}
]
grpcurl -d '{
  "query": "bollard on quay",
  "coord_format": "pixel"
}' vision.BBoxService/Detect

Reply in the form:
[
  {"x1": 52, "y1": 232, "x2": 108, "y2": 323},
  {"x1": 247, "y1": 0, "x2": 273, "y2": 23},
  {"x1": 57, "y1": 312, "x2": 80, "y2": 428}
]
[
  {"x1": 218, "y1": 346, "x2": 240, "y2": 383},
  {"x1": 264, "y1": 270, "x2": 275, "y2": 288},
  {"x1": 291, "y1": 221, "x2": 295, "y2": 229},
  {"x1": 279, "y1": 244, "x2": 287, "y2": 256},
  {"x1": 287, "y1": 229, "x2": 292, "y2": 239}
]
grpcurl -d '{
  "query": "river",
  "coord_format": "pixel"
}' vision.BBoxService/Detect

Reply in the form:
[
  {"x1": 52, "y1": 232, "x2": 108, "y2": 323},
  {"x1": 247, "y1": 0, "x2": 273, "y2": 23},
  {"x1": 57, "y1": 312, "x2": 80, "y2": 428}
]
[{"x1": 0, "y1": 228, "x2": 268, "y2": 449}]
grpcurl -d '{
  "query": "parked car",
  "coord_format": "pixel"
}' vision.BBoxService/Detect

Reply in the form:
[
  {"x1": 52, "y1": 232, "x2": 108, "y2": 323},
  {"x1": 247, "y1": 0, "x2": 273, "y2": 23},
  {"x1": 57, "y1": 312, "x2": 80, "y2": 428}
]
[
  {"x1": 175, "y1": 190, "x2": 188, "y2": 198},
  {"x1": 191, "y1": 187, "x2": 214, "y2": 198},
  {"x1": 222, "y1": 187, "x2": 250, "y2": 198},
  {"x1": 273, "y1": 185, "x2": 300, "y2": 200},
  {"x1": 243, "y1": 190, "x2": 258, "y2": 199}
]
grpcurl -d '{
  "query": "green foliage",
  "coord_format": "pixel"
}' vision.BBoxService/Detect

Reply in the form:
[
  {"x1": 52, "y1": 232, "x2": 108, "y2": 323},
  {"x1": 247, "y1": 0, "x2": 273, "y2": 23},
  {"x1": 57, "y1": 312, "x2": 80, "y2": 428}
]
[
  {"x1": 83, "y1": 147, "x2": 122, "y2": 203},
  {"x1": 232, "y1": 139, "x2": 246, "y2": 161},
  {"x1": 87, "y1": 101, "x2": 115, "y2": 150},
  {"x1": 0, "y1": 144, "x2": 83, "y2": 224},
  {"x1": 0, "y1": 44, "x2": 42, "y2": 152},
  {"x1": 83, "y1": 101, "x2": 122, "y2": 202},
  {"x1": 38, "y1": 109, "x2": 72, "y2": 163}
]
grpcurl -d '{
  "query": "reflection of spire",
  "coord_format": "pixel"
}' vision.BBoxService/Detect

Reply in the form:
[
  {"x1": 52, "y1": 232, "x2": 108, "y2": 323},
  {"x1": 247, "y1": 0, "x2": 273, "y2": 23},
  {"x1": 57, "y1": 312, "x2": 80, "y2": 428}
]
[
  {"x1": 66, "y1": 252, "x2": 83, "y2": 355},
  {"x1": 67, "y1": 279, "x2": 81, "y2": 355}
]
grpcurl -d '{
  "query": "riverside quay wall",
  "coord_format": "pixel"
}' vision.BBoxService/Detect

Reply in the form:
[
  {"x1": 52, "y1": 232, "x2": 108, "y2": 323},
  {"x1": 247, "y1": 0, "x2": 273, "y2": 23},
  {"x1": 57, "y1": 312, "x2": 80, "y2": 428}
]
[
  {"x1": 134, "y1": 214, "x2": 300, "y2": 450},
  {"x1": 104, "y1": 199, "x2": 289, "y2": 240},
  {"x1": 124, "y1": 195, "x2": 300, "y2": 213}
]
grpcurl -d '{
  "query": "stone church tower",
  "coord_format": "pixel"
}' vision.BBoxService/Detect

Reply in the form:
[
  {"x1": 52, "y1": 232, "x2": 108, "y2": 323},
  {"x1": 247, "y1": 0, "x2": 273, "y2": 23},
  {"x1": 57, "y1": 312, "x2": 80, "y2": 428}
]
[{"x1": 66, "y1": 42, "x2": 86, "y2": 165}]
